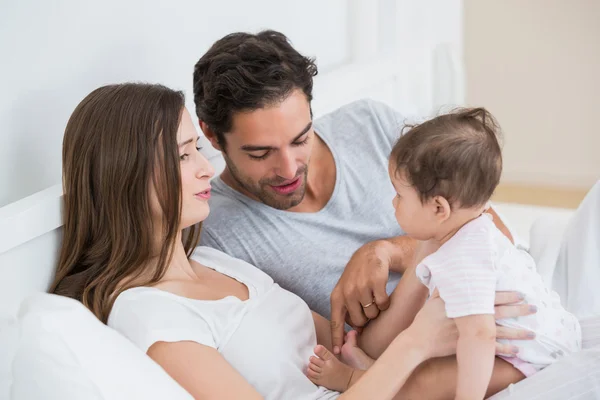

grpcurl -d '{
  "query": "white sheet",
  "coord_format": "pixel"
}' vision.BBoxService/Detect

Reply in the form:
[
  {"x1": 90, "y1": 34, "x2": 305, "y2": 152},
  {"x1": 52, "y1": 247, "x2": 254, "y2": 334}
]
[
  {"x1": 552, "y1": 180, "x2": 600, "y2": 319},
  {"x1": 490, "y1": 181, "x2": 600, "y2": 399}
]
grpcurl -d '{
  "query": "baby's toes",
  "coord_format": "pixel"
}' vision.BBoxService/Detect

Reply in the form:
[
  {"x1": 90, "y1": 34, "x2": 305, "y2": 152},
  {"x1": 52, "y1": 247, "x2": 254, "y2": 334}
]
[
  {"x1": 314, "y1": 345, "x2": 335, "y2": 361},
  {"x1": 310, "y1": 355, "x2": 324, "y2": 368},
  {"x1": 309, "y1": 361, "x2": 322, "y2": 374},
  {"x1": 306, "y1": 366, "x2": 321, "y2": 383},
  {"x1": 346, "y1": 330, "x2": 358, "y2": 346}
]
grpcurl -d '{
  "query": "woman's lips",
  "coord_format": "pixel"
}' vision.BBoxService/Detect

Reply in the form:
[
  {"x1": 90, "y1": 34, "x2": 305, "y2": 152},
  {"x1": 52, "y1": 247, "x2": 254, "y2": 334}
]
[{"x1": 195, "y1": 188, "x2": 211, "y2": 200}]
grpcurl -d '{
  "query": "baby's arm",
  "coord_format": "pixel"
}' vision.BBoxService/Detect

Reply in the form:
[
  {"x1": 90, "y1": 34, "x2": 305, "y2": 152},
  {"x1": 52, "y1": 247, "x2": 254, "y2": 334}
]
[{"x1": 454, "y1": 314, "x2": 496, "y2": 400}]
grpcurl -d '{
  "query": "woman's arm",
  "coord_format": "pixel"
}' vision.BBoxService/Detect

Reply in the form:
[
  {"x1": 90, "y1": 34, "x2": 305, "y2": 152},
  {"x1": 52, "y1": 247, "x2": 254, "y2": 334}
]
[
  {"x1": 339, "y1": 326, "x2": 427, "y2": 399},
  {"x1": 339, "y1": 296, "x2": 457, "y2": 399},
  {"x1": 148, "y1": 341, "x2": 263, "y2": 400}
]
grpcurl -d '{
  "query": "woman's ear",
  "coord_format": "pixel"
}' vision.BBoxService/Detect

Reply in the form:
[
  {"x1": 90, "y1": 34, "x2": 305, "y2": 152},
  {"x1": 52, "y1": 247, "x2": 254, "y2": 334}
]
[
  {"x1": 199, "y1": 121, "x2": 223, "y2": 152},
  {"x1": 432, "y1": 196, "x2": 452, "y2": 222}
]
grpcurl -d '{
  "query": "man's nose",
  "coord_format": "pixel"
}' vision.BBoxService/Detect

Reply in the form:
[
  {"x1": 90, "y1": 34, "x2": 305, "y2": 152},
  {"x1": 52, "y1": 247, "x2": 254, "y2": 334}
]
[{"x1": 276, "y1": 150, "x2": 298, "y2": 180}]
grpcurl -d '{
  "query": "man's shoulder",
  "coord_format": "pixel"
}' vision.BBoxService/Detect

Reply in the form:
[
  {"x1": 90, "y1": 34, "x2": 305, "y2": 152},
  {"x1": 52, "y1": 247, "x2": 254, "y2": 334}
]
[
  {"x1": 323, "y1": 98, "x2": 398, "y2": 118},
  {"x1": 203, "y1": 184, "x2": 255, "y2": 231},
  {"x1": 317, "y1": 98, "x2": 403, "y2": 131},
  {"x1": 315, "y1": 99, "x2": 405, "y2": 149}
]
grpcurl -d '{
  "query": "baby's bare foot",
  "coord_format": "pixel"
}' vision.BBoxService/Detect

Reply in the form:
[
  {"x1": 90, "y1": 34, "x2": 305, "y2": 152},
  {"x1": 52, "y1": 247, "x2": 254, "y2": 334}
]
[
  {"x1": 307, "y1": 345, "x2": 355, "y2": 392},
  {"x1": 341, "y1": 330, "x2": 375, "y2": 370}
]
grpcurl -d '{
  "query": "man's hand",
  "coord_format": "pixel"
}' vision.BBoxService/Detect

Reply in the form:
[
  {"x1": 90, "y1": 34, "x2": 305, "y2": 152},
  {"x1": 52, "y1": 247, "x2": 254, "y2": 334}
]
[
  {"x1": 330, "y1": 241, "x2": 393, "y2": 354},
  {"x1": 493, "y1": 291, "x2": 538, "y2": 355}
]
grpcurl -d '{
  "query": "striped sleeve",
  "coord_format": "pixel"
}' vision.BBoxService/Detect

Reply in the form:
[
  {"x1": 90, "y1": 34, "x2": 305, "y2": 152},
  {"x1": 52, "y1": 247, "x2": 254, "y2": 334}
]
[{"x1": 424, "y1": 224, "x2": 497, "y2": 318}]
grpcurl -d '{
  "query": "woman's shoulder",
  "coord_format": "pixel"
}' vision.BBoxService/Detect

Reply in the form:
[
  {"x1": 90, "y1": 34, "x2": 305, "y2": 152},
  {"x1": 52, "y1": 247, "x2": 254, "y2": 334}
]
[
  {"x1": 109, "y1": 287, "x2": 189, "y2": 325},
  {"x1": 191, "y1": 246, "x2": 275, "y2": 288},
  {"x1": 108, "y1": 287, "x2": 219, "y2": 352}
]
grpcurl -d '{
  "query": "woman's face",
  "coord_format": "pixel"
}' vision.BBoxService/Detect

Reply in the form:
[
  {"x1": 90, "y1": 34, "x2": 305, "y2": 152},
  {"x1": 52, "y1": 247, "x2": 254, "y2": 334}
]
[
  {"x1": 150, "y1": 108, "x2": 215, "y2": 230},
  {"x1": 178, "y1": 108, "x2": 215, "y2": 229}
]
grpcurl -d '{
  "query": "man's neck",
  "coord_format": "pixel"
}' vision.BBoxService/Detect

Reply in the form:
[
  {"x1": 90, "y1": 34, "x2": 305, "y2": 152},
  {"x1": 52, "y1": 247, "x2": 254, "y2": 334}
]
[
  {"x1": 288, "y1": 133, "x2": 336, "y2": 213},
  {"x1": 220, "y1": 166, "x2": 255, "y2": 201}
]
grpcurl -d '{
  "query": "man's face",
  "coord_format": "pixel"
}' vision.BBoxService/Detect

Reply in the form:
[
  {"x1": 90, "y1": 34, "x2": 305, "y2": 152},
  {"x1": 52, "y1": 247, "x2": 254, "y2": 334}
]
[{"x1": 222, "y1": 89, "x2": 315, "y2": 210}]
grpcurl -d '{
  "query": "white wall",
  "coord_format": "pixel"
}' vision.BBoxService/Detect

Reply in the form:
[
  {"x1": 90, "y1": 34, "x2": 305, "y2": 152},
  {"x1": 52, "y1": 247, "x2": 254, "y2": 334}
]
[
  {"x1": 0, "y1": 0, "x2": 465, "y2": 208},
  {"x1": 0, "y1": 0, "x2": 350, "y2": 207},
  {"x1": 1, "y1": 1, "x2": 466, "y2": 317},
  {"x1": 393, "y1": 0, "x2": 465, "y2": 116},
  {"x1": 464, "y1": 0, "x2": 600, "y2": 189}
]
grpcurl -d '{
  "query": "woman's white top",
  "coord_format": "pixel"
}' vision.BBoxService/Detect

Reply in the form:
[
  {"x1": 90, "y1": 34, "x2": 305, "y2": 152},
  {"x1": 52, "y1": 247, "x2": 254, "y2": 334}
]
[{"x1": 108, "y1": 246, "x2": 338, "y2": 400}]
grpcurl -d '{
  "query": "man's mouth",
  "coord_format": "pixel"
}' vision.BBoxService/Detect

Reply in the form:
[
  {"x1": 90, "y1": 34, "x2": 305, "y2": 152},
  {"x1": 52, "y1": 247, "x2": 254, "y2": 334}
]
[{"x1": 270, "y1": 177, "x2": 302, "y2": 195}]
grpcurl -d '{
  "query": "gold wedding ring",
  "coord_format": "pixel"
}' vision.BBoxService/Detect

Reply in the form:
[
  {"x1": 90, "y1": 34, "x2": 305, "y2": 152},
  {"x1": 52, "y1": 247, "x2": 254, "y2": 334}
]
[{"x1": 362, "y1": 299, "x2": 375, "y2": 308}]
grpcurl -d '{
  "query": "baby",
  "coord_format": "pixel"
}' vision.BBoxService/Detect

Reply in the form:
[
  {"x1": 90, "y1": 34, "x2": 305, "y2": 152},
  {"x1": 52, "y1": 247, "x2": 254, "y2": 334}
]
[{"x1": 307, "y1": 108, "x2": 581, "y2": 399}]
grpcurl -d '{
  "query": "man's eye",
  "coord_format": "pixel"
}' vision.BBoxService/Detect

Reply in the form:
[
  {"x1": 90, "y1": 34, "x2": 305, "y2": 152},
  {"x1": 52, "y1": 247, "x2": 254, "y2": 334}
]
[
  {"x1": 293, "y1": 137, "x2": 309, "y2": 146},
  {"x1": 249, "y1": 152, "x2": 269, "y2": 160}
]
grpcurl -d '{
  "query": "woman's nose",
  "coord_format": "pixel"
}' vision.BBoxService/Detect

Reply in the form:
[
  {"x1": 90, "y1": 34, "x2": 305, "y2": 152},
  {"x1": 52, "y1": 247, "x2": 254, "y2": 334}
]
[{"x1": 196, "y1": 153, "x2": 215, "y2": 179}]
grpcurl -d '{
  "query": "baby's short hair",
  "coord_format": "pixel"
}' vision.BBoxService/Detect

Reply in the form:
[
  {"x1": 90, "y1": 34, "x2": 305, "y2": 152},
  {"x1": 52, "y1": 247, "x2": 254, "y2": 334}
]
[{"x1": 390, "y1": 107, "x2": 503, "y2": 209}]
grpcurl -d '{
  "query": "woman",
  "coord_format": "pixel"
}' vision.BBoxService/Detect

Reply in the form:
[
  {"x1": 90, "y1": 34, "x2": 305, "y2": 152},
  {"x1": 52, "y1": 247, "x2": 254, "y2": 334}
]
[{"x1": 51, "y1": 83, "x2": 532, "y2": 399}]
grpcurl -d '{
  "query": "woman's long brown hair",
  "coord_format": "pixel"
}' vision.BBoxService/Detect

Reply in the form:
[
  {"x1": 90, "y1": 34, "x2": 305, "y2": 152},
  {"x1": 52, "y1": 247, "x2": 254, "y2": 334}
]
[{"x1": 50, "y1": 83, "x2": 201, "y2": 323}]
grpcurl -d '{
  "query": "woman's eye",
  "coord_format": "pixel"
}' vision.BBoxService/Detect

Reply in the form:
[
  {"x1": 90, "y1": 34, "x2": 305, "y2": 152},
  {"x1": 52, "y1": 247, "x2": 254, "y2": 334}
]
[{"x1": 180, "y1": 154, "x2": 189, "y2": 161}]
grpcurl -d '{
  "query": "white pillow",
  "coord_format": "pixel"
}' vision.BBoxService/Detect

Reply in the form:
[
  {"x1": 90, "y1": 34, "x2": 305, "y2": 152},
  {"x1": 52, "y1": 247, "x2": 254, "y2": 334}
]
[
  {"x1": 0, "y1": 316, "x2": 18, "y2": 400},
  {"x1": 11, "y1": 293, "x2": 192, "y2": 400},
  {"x1": 490, "y1": 346, "x2": 600, "y2": 399},
  {"x1": 528, "y1": 213, "x2": 571, "y2": 289},
  {"x1": 551, "y1": 180, "x2": 600, "y2": 319}
]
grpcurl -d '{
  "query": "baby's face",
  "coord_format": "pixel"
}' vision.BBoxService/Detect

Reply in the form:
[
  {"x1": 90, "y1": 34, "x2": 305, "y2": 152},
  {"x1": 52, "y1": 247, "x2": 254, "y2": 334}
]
[{"x1": 388, "y1": 163, "x2": 438, "y2": 241}]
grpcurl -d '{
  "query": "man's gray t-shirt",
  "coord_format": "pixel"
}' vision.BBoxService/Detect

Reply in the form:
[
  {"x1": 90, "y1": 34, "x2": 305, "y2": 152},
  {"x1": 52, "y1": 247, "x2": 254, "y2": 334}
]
[{"x1": 200, "y1": 99, "x2": 406, "y2": 318}]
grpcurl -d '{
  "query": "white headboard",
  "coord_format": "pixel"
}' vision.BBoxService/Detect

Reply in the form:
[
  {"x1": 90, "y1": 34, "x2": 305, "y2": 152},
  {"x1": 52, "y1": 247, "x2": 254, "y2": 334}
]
[{"x1": 0, "y1": 56, "x2": 429, "y2": 319}]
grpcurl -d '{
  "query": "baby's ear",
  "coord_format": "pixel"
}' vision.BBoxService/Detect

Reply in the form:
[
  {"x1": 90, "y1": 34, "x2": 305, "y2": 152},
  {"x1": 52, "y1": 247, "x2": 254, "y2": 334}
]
[{"x1": 432, "y1": 195, "x2": 452, "y2": 222}]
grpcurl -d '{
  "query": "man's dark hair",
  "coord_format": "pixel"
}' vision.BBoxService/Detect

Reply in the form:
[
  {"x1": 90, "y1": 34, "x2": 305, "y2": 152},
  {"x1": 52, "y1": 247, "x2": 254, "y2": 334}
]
[
  {"x1": 193, "y1": 30, "x2": 318, "y2": 149},
  {"x1": 391, "y1": 107, "x2": 503, "y2": 209}
]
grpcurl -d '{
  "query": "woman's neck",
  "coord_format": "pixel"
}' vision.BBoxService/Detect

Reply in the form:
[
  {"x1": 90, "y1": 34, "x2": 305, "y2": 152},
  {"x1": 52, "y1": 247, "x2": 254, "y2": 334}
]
[
  {"x1": 163, "y1": 239, "x2": 198, "y2": 282},
  {"x1": 148, "y1": 231, "x2": 198, "y2": 283}
]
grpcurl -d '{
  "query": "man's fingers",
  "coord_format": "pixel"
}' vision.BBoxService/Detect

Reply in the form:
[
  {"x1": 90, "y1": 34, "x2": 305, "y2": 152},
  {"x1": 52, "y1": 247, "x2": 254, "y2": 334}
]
[
  {"x1": 495, "y1": 303, "x2": 538, "y2": 319},
  {"x1": 329, "y1": 295, "x2": 347, "y2": 355},
  {"x1": 496, "y1": 326, "x2": 536, "y2": 341},
  {"x1": 494, "y1": 291, "x2": 524, "y2": 306},
  {"x1": 495, "y1": 342, "x2": 520, "y2": 356},
  {"x1": 373, "y1": 285, "x2": 390, "y2": 312},
  {"x1": 346, "y1": 299, "x2": 369, "y2": 329},
  {"x1": 360, "y1": 289, "x2": 380, "y2": 320}
]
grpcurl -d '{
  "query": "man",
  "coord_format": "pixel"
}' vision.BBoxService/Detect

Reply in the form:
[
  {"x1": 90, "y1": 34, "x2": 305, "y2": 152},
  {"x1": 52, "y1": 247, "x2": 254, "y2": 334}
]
[{"x1": 194, "y1": 30, "x2": 514, "y2": 353}]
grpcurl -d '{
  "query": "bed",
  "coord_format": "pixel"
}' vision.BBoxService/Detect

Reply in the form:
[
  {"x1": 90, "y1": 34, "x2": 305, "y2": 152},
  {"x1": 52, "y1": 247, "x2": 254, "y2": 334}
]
[{"x1": 1, "y1": 59, "x2": 599, "y2": 398}]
